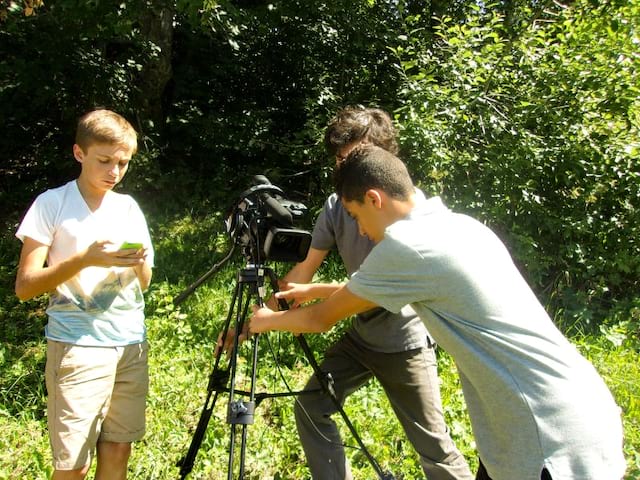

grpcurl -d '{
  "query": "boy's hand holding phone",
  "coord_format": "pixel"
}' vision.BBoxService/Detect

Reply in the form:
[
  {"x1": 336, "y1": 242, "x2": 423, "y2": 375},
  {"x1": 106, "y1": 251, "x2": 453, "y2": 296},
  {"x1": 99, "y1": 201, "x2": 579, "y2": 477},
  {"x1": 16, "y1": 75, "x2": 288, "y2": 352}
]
[
  {"x1": 118, "y1": 241, "x2": 147, "y2": 264},
  {"x1": 120, "y1": 242, "x2": 144, "y2": 250},
  {"x1": 113, "y1": 240, "x2": 145, "y2": 263}
]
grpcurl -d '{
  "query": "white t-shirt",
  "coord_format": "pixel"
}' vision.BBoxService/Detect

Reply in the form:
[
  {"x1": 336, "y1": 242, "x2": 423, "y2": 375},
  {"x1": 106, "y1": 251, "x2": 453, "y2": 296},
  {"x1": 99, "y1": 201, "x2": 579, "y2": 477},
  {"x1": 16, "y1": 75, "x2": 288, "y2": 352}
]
[
  {"x1": 16, "y1": 180, "x2": 154, "y2": 346},
  {"x1": 348, "y1": 197, "x2": 625, "y2": 480}
]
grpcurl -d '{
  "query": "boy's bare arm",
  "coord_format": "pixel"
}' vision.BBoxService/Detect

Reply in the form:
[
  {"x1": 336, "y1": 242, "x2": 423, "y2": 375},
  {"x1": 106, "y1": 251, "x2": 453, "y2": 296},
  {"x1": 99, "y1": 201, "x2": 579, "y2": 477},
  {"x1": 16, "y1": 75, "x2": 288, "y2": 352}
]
[
  {"x1": 134, "y1": 261, "x2": 153, "y2": 291},
  {"x1": 249, "y1": 284, "x2": 377, "y2": 334},
  {"x1": 281, "y1": 247, "x2": 328, "y2": 284},
  {"x1": 217, "y1": 247, "x2": 329, "y2": 354},
  {"x1": 275, "y1": 281, "x2": 343, "y2": 306},
  {"x1": 15, "y1": 236, "x2": 148, "y2": 301},
  {"x1": 275, "y1": 248, "x2": 343, "y2": 306},
  {"x1": 263, "y1": 247, "x2": 328, "y2": 311}
]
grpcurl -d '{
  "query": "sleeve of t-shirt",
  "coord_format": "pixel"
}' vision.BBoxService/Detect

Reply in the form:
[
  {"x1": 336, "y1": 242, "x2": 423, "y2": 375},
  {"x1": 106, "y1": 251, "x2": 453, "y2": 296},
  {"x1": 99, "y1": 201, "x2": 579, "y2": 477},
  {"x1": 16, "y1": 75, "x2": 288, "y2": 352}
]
[
  {"x1": 15, "y1": 190, "x2": 59, "y2": 246},
  {"x1": 126, "y1": 197, "x2": 155, "y2": 268},
  {"x1": 347, "y1": 235, "x2": 428, "y2": 314},
  {"x1": 310, "y1": 195, "x2": 337, "y2": 251}
]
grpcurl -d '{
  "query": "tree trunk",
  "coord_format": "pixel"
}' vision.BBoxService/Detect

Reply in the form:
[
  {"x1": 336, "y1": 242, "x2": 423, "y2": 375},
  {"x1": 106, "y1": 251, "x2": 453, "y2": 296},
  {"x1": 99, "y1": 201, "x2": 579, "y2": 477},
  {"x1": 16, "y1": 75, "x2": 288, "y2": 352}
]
[{"x1": 135, "y1": 0, "x2": 175, "y2": 138}]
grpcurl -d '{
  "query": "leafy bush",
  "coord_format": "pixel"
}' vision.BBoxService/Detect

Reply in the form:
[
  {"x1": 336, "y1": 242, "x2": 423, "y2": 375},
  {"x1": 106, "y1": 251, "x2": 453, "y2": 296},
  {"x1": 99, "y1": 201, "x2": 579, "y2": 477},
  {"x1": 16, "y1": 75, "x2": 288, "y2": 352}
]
[{"x1": 393, "y1": 0, "x2": 640, "y2": 330}]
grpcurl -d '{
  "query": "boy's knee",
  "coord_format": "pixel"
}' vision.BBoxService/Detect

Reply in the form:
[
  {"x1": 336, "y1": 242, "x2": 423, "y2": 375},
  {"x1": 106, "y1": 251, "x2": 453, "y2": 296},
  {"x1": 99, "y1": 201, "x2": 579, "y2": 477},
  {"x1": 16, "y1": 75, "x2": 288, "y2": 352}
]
[
  {"x1": 294, "y1": 392, "x2": 337, "y2": 422},
  {"x1": 97, "y1": 441, "x2": 131, "y2": 463},
  {"x1": 52, "y1": 464, "x2": 90, "y2": 480}
]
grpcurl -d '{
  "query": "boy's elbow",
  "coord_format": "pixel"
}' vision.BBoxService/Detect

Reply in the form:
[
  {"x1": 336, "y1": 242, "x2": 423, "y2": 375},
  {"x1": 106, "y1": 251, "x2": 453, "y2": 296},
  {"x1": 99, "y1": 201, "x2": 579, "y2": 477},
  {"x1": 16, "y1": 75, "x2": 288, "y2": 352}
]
[
  {"x1": 308, "y1": 316, "x2": 338, "y2": 334},
  {"x1": 141, "y1": 272, "x2": 152, "y2": 292},
  {"x1": 15, "y1": 282, "x2": 33, "y2": 302},
  {"x1": 15, "y1": 272, "x2": 43, "y2": 301}
]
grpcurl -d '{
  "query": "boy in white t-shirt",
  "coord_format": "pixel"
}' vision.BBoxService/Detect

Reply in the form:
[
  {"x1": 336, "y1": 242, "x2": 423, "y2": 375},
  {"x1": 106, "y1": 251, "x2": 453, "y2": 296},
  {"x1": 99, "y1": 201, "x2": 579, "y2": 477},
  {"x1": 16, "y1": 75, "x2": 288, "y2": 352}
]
[
  {"x1": 248, "y1": 145, "x2": 626, "y2": 480},
  {"x1": 15, "y1": 109, "x2": 154, "y2": 480}
]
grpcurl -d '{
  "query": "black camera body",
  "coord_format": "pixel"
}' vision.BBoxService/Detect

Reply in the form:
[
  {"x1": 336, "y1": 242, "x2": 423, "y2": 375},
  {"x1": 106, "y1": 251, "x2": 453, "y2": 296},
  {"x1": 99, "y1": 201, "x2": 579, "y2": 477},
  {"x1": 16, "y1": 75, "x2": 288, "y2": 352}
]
[{"x1": 225, "y1": 176, "x2": 312, "y2": 263}]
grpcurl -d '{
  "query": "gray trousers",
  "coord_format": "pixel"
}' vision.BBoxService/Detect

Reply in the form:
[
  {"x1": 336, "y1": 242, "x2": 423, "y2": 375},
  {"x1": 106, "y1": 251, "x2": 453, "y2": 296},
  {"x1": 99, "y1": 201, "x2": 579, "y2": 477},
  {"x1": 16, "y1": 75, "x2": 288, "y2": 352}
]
[{"x1": 294, "y1": 333, "x2": 473, "y2": 480}]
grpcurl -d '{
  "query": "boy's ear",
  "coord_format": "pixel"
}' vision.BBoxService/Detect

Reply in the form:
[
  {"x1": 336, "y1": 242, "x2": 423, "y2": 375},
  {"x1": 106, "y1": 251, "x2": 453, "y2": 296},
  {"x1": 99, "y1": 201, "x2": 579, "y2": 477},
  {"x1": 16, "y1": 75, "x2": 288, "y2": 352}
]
[
  {"x1": 72, "y1": 144, "x2": 85, "y2": 163},
  {"x1": 364, "y1": 189, "x2": 383, "y2": 208}
]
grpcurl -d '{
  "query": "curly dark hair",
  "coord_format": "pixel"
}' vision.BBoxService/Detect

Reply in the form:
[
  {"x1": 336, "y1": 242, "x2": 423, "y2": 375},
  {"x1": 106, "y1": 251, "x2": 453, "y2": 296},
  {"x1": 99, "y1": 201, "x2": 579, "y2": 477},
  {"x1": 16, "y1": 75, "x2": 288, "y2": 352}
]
[{"x1": 324, "y1": 106, "x2": 399, "y2": 156}]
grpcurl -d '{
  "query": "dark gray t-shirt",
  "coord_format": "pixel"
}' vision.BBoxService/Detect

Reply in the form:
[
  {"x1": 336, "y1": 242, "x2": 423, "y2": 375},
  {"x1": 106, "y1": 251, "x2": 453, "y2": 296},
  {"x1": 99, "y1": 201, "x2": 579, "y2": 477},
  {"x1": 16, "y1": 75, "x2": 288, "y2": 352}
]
[{"x1": 311, "y1": 193, "x2": 430, "y2": 353}]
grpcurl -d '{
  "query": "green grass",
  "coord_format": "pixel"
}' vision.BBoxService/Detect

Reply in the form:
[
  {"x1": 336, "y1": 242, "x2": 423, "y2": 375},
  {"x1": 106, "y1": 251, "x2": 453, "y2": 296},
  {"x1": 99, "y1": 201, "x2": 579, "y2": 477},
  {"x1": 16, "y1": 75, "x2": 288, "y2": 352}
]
[{"x1": 1, "y1": 209, "x2": 639, "y2": 479}]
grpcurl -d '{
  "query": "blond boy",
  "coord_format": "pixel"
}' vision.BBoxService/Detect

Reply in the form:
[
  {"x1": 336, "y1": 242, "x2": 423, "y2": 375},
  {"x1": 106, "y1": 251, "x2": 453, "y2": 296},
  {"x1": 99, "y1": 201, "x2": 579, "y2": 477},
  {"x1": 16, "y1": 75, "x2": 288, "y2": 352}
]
[{"x1": 16, "y1": 109, "x2": 153, "y2": 480}]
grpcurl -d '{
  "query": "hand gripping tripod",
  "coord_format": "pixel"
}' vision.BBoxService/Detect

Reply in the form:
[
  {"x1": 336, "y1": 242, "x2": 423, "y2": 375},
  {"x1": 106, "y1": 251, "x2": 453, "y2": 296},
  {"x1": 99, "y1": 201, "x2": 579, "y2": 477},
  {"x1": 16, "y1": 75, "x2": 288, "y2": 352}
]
[{"x1": 174, "y1": 257, "x2": 395, "y2": 479}]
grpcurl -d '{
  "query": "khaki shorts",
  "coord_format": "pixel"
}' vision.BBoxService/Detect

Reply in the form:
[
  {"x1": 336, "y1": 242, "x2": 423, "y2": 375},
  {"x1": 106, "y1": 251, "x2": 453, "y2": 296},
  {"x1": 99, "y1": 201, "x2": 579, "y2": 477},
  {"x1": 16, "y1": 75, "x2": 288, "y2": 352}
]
[{"x1": 45, "y1": 340, "x2": 149, "y2": 470}]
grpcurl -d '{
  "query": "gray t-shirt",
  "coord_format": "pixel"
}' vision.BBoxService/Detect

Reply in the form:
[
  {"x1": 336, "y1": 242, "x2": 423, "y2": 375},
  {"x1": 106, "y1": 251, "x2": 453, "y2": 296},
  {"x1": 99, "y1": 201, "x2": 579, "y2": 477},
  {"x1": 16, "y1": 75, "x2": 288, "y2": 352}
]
[
  {"x1": 348, "y1": 197, "x2": 625, "y2": 480},
  {"x1": 312, "y1": 193, "x2": 429, "y2": 353}
]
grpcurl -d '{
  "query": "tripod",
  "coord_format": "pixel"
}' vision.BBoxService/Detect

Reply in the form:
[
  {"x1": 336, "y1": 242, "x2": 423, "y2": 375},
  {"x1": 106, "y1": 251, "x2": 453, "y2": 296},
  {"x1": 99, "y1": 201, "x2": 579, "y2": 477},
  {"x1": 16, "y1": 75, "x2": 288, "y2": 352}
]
[{"x1": 175, "y1": 259, "x2": 395, "y2": 479}]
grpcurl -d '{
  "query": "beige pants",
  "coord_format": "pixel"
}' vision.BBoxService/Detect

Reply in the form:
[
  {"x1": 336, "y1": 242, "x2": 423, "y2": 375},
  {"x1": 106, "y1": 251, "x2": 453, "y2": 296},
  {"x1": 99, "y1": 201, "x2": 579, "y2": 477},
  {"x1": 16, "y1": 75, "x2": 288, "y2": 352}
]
[{"x1": 45, "y1": 340, "x2": 149, "y2": 470}]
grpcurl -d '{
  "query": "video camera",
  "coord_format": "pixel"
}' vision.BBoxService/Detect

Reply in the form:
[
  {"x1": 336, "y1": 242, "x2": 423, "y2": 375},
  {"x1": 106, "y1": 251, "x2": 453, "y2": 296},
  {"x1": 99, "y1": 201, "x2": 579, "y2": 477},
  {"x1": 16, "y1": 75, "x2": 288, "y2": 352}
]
[{"x1": 225, "y1": 175, "x2": 312, "y2": 263}]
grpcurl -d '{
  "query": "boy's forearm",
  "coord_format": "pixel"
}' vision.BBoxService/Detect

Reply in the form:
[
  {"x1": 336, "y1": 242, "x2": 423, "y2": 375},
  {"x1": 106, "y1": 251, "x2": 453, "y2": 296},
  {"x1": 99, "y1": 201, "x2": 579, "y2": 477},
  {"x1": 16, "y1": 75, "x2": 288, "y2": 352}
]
[
  {"x1": 259, "y1": 303, "x2": 338, "y2": 334},
  {"x1": 135, "y1": 262, "x2": 153, "y2": 291},
  {"x1": 308, "y1": 282, "x2": 344, "y2": 299},
  {"x1": 283, "y1": 247, "x2": 328, "y2": 284},
  {"x1": 283, "y1": 262, "x2": 314, "y2": 284},
  {"x1": 16, "y1": 251, "x2": 87, "y2": 301},
  {"x1": 253, "y1": 284, "x2": 377, "y2": 335}
]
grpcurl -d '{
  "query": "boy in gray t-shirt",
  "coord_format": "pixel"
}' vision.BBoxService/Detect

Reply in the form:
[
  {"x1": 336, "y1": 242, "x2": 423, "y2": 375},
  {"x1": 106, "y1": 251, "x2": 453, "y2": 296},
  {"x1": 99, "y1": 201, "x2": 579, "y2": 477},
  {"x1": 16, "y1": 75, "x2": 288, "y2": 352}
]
[
  {"x1": 250, "y1": 145, "x2": 626, "y2": 480},
  {"x1": 280, "y1": 107, "x2": 472, "y2": 479}
]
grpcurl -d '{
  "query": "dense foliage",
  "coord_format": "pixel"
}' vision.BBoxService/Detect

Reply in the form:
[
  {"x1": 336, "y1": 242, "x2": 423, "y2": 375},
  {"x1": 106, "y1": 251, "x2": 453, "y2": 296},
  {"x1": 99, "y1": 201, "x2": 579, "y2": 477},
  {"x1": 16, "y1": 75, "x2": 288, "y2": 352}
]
[
  {"x1": 393, "y1": 1, "x2": 640, "y2": 330},
  {"x1": 1, "y1": 0, "x2": 637, "y2": 329},
  {"x1": 0, "y1": 0, "x2": 639, "y2": 475}
]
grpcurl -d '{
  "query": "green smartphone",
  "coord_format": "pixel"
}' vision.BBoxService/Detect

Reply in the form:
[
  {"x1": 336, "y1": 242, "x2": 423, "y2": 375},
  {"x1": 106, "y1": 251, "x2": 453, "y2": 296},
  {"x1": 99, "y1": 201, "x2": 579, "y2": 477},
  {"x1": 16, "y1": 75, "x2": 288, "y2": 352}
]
[{"x1": 120, "y1": 241, "x2": 143, "y2": 250}]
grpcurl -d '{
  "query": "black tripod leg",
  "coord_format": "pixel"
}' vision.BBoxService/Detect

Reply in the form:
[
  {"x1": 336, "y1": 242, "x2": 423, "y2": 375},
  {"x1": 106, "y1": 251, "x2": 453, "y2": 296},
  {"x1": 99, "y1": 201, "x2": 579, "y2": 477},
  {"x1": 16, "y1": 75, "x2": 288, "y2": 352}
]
[
  {"x1": 226, "y1": 282, "x2": 250, "y2": 479},
  {"x1": 295, "y1": 335, "x2": 394, "y2": 480},
  {"x1": 227, "y1": 268, "x2": 262, "y2": 480},
  {"x1": 237, "y1": 328, "x2": 260, "y2": 478},
  {"x1": 264, "y1": 268, "x2": 395, "y2": 480},
  {"x1": 178, "y1": 379, "x2": 221, "y2": 478},
  {"x1": 178, "y1": 280, "x2": 241, "y2": 479}
]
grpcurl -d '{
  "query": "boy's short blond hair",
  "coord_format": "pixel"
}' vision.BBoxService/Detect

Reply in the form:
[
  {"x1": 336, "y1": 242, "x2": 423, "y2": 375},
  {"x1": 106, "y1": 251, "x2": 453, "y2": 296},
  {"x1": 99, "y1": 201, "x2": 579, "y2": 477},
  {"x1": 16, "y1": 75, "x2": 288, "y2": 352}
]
[{"x1": 75, "y1": 109, "x2": 138, "y2": 154}]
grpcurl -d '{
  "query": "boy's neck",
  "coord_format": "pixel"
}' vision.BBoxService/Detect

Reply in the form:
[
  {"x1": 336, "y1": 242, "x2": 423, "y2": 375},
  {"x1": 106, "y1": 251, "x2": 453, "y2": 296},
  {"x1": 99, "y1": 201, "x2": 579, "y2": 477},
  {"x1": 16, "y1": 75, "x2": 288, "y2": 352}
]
[
  {"x1": 388, "y1": 193, "x2": 416, "y2": 220},
  {"x1": 76, "y1": 177, "x2": 108, "y2": 211}
]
